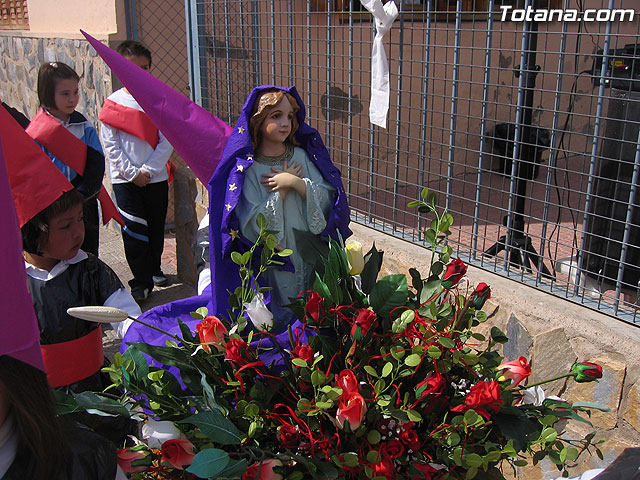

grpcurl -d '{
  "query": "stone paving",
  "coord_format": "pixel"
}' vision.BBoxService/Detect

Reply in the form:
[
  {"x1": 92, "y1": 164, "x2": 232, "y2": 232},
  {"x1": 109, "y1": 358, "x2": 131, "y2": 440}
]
[{"x1": 100, "y1": 223, "x2": 197, "y2": 358}]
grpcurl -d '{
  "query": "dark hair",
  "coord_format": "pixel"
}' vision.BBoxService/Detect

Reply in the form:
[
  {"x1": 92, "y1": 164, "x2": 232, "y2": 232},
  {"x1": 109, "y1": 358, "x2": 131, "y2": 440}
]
[
  {"x1": 116, "y1": 40, "x2": 152, "y2": 68},
  {"x1": 37, "y1": 62, "x2": 80, "y2": 110},
  {"x1": 21, "y1": 189, "x2": 84, "y2": 255},
  {"x1": 0, "y1": 355, "x2": 69, "y2": 479}
]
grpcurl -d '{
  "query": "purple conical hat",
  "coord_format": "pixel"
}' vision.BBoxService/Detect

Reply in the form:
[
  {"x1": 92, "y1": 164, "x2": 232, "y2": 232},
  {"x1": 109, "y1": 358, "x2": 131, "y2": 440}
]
[
  {"x1": 0, "y1": 120, "x2": 44, "y2": 371},
  {"x1": 82, "y1": 30, "x2": 233, "y2": 185}
]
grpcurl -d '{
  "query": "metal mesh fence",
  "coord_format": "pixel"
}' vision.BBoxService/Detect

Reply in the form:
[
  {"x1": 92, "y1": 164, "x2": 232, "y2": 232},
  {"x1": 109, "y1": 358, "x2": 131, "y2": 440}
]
[{"x1": 186, "y1": 0, "x2": 640, "y2": 324}]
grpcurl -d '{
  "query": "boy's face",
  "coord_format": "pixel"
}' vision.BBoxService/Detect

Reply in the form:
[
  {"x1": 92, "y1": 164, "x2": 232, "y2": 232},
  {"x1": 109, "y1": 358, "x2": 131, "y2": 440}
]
[
  {"x1": 260, "y1": 95, "x2": 294, "y2": 147},
  {"x1": 125, "y1": 54, "x2": 151, "y2": 71},
  {"x1": 40, "y1": 203, "x2": 85, "y2": 262},
  {"x1": 50, "y1": 78, "x2": 79, "y2": 120}
]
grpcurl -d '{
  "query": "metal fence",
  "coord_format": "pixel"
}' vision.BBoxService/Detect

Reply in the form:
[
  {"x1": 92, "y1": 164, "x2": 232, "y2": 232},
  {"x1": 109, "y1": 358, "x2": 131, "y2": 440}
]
[{"x1": 184, "y1": 0, "x2": 640, "y2": 324}]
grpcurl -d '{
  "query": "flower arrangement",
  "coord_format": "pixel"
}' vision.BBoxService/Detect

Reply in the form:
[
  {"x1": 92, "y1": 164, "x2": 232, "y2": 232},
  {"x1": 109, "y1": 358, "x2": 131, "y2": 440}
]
[{"x1": 63, "y1": 189, "x2": 607, "y2": 479}]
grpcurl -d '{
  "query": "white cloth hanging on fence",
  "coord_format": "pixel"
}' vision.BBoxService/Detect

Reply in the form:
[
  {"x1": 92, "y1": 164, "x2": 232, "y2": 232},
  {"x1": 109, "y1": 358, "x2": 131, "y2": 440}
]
[{"x1": 360, "y1": 0, "x2": 398, "y2": 129}]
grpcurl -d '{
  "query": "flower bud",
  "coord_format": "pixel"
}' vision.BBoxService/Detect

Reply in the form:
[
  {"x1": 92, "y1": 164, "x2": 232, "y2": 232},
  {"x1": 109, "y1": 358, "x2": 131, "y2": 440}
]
[
  {"x1": 345, "y1": 240, "x2": 365, "y2": 276},
  {"x1": 243, "y1": 293, "x2": 274, "y2": 331},
  {"x1": 441, "y1": 258, "x2": 467, "y2": 289},
  {"x1": 570, "y1": 362, "x2": 603, "y2": 382},
  {"x1": 470, "y1": 282, "x2": 491, "y2": 309}
]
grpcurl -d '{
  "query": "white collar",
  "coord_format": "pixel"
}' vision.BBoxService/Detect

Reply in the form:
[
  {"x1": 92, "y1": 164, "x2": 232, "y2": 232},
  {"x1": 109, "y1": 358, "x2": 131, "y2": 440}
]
[{"x1": 25, "y1": 250, "x2": 88, "y2": 281}]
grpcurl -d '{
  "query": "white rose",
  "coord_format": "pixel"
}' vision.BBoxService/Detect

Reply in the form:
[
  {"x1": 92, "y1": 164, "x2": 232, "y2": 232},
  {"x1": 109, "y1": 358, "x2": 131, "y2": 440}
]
[
  {"x1": 243, "y1": 293, "x2": 274, "y2": 331},
  {"x1": 141, "y1": 419, "x2": 183, "y2": 449}
]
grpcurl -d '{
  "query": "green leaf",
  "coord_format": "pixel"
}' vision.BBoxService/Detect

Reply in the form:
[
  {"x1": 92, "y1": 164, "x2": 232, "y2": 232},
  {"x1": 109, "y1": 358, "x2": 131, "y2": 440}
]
[
  {"x1": 311, "y1": 369, "x2": 326, "y2": 387},
  {"x1": 370, "y1": 274, "x2": 408, "y2": 319},
  {"x1": 292, "y1": 358, "x2": 308, "y2": 368},
  {"x1": 122, "y1": 345, "x2": 150, "y2": 381},
  {"x1": 406, "y1": 409, "x2": 423, "y2": 422},
  {"x1": 367, "y1": 430, "x2": 381, "y2": 444},
  {"x1": 313, "y1": 273, "x2": 332, "y2": 304},
  {"x1": 278, "y1": 248, "x2": 293, "y2": 257},
  {"x1": 186, "y1": 448, "x2": 230, "y2": 479},
  {"x1": 571, "y1": 401, "x2": 611, "y2": 412},
  {"x1": 361, "y1": 244, "x2": 383, "y2": 295},
  {"x1": 178, "y1": 319, "x2": 197, "y2": 343},
  {"x1": 490, "y1": 326, "x2": 508, "y2": 344},
  {"x1": 427, "y1": 345, "x2": 442, "y2": 359},
  {"x1": 214, "y1": 458, "x2": 249, "y2": 479},
  {"x1": 179, "y1": 412, "x2": 243, "y2": 445},
  {"x1": 71, "y1": 391, "x2": 130, "y2": 417},
  {"x1": 191, "y1": 307, "x2": 208, "y2": 320},
  {"x1": 539, "y1": 427, "x2": 558, "y2": 443},
  {"x1": 130, "y1": 342, "x2": 196, "y2": 371},
  {"x1": 419, "y1": 278, "x2": 441, "y2": 305},
  {"x1": 54, "y1": 390, "x2": 83, "y2": 415},
  {"x1": 230, "y1": 251, "x2": 243, "y2": 265},
  {"x1": 405, "y1": 354, "x2": 422, "y2": 367},
  {"x1": 381, "y1": 362, "x2": 394, "y2": 377},
  {"x1": 464, "y1": 453, "x2": 483, "y2": 468},
  {"x1": 438, "y1": 336, "x2": 455, "y2": 349},
  {"x1": 364, "y1": 365, "x2": 379, "y2": 378}
]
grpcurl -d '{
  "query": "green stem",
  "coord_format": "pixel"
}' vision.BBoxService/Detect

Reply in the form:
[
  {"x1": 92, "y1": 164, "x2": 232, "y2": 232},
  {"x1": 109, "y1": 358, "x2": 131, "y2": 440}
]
[
  {"x1": 515, "y1": 373, "x2": 575, "y2": 391},
  {"x1": 127, "y1": 316, "x2": 194, "y2": 346}
]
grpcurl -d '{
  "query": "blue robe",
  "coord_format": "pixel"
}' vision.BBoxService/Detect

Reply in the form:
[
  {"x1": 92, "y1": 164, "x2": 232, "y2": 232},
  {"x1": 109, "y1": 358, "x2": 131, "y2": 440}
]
[{"x1": 122, "y1": 85, "x2": 350, "y2": 355}]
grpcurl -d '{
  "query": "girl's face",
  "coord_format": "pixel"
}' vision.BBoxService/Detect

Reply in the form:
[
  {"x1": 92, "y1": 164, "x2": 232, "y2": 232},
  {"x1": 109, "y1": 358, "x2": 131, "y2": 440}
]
[
  {"x1": 49, "y1": 78, "x2": 79, "y2": 121},
  {"x1": 260, "y1": 95, "x2": 294, "y2": 148},
  {"x1": 38, "y1": 203, "x2": 85, "y2": 266},
  {"x1": 124, "y1": 54, "x2": 151, "y2": 71}
]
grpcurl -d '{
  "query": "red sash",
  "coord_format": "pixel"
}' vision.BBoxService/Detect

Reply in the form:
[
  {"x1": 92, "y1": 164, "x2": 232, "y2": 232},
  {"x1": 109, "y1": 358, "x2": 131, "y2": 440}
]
[
  {"x1": 26, "y1": 110, "x2": 124, "y2": 226},
  {"x1": 99, "y1": 99, "x2": 175, "y2": 182},
  {"x1": 99, "y1": 99, "x2": 159, "y2": 148},
  {"x1": 40, "y1": 326, "x2": 104, "y2": 387}
]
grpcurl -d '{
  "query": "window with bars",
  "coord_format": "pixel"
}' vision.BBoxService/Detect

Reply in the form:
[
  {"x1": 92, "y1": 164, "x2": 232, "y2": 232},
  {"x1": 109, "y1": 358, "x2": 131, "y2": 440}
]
[{"x1": 0, "y1": 0, "x2": 28, "y2": 29}]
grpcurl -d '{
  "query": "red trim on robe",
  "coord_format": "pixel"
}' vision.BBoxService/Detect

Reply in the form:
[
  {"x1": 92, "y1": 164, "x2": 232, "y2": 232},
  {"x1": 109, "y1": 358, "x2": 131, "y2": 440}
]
[
  {"x1": 100, "y1": 99, "x2": 176, "y2": 183},
  {"x1": 99, "y1": 99, "x2": 159, "y2": 149},
  {"x1": 26, "y1": 110, "x2": 124, "y2": 226},
  {"x1": 40, "y1": 326, "x2": 104, "y2": 387}
]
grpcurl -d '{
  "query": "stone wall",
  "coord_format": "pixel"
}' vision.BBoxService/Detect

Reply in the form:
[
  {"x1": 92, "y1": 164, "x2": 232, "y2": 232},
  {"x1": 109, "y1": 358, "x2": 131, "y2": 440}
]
[
  {"x1": 349, "y1": 222, "x2": 640, "y2": 479},
  {"x1": 0, "y1": 33, "x2": 111, "y2": 122}
]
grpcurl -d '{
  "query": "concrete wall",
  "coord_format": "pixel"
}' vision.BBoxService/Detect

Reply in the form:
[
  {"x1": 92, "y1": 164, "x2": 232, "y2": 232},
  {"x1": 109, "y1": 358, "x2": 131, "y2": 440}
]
[{"x1": 349, "y1": 222, "x2": 640, "y2": 478}]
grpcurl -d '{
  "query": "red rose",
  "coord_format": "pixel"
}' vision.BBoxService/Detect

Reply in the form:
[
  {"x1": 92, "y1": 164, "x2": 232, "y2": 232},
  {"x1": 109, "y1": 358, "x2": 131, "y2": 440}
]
[
  {"x1": 381, "y1": 440, "x2": 405, "y2": 459},
  {"x1": 291, "y1": 344, "x2": 314, "y2": 366},
  {"x1": 441, "y1": 258, "x2": 467, "y2": 289},
  {"x1": 196, "y1": 315, "x2": 227, "y2": 353},
  {"x1": 411, "y1": 462, "x2": 439, "y2": 480},
  {"x1": 336, "y1": 392, "x2": 367, "y2": 430},
  {"x1": 160, "y1": 438, "x2": 195, "y2": 469},
  {"x1": 305, "y1": 291, "x2": 323, "y2": 324},
  {"x1": 336, "y1": 369, "x2": 360, "y2": 395},
  {"x1": 117, "y1": 448, "x2": 148, "y2": 473},
  {"x1": 571, "y1": 362, "x2": 604, "y2": 382},
  {"x1": 423, "y1": 394, "x2": 449, "y2": 415},
  {"x1": 372, "y1": 457, "x2": 396, "y2": 480},
  {"x1": 351, "y1": 308, "x2": 377, "y2": 338},
  {"x1": 451, "y1": 380, "x2": 502, "y2": 420},
  {"x1": 225, "y1": 338, "x2": 249, "y2": 365},
  {"x1": 470, "y1": 282, "x2": 491, "y2": 309},
  {"x1": 242, "y1": 459, "x2": 284, "y2": 480},
  {"x1": 415, "y1": 371, "x2": 445, "y2": 402},
  {"x1": 496, "y1": 356, "x2": 531, "y2": 388},
  {"x1": 399, "y1": 423, "x2": 421, "y2": 451},
  {"x1": 278, "y1": 423, "x2": 300, "y2": 449}
]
